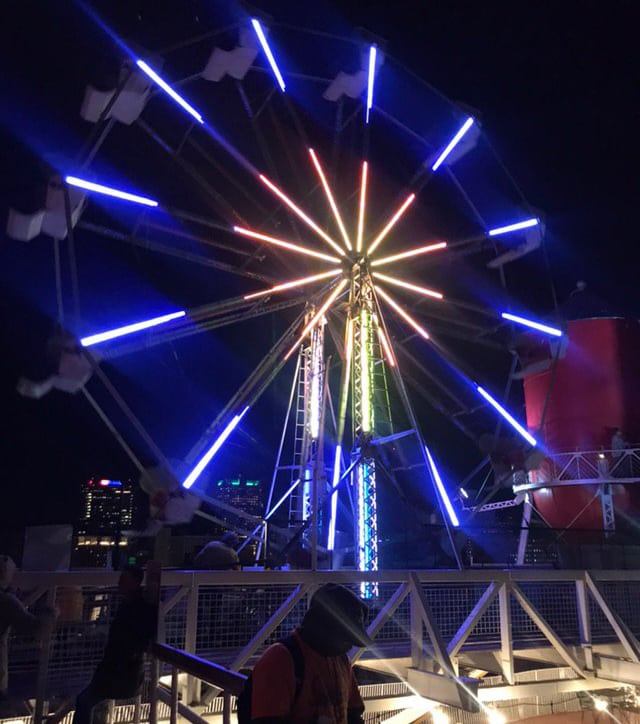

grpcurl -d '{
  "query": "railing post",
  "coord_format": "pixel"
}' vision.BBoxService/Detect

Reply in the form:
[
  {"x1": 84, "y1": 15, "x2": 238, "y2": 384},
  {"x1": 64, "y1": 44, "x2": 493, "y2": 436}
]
[
  {"x1": 185, "y1": 581, "x2": 199, "y2": 703},
  {"x1": 170, "y1": 666, "x2": 179, "y2": 724},
  {"x1": 410, "y1": 578, "x2": 423, "y2": 669},
  {"x1": 34, "y1": 586, "x2": 56, "y2": 724},
  {"x1": 498, "y1": 583, "x2": 514, "y2": 685},
  {"x1": 149, "y1": 656, "x2": 159, "y2": 724},
  {"x1": 133, "y1": 694, "x2": 142, "y2": 724},
  {"x1": 576, "y1": 576, "x2": 593, "y2": 670},
  {"x1": 222, "y1": 692, "x2": 232, "y2": 724}
]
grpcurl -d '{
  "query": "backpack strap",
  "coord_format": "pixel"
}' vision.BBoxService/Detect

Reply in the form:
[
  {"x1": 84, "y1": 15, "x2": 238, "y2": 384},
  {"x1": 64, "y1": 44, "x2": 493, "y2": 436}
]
[{"x1": 279, "y1": 634, "x2": 305, "y2": 701}]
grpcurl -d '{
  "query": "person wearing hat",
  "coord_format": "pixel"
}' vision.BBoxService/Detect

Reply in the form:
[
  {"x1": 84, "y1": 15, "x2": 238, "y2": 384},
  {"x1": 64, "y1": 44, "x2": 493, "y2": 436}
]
[
  {"x1": 194, "y1": 532, "x2": 241, "y2": 570},
  {"x1": 250, "y1": 583, "x2": 370, "y2": 724}
]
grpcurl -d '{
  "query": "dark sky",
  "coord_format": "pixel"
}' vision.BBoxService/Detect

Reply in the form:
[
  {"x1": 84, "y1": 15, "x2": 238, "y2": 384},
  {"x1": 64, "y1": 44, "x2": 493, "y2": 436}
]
[{"x1": 0, "y1": 0, "x2": 637, "y2": 547}]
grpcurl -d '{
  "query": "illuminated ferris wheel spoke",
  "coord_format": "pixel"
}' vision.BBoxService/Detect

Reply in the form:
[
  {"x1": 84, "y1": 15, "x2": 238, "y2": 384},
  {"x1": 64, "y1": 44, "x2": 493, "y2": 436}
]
[
  {"x1": 501, "y1": 312, "x2": 562, "y2": 337},
  {"x1": 284, "y1": 278, "x2": 349, "y2": 360},
  {"x1": 476, "y1": 385, "x2": 538, "y2": 447},
  {"x1": 244, "y1": 270, "x2": 340, "y2": 300},
  {"x1": 233, "y1": 226, "x2": 341, "y2": 264},
  {"x1": 488, "y1": 217, "x2": 540, "y2": 237},
  {"x1": 328, "y1": 317, "x2": 354, "y2": 550},
  {"x1": 370, "y1": 241, "x2": 447, "y2": 267},
  {"x1": 374, "y1": 285, "x2": 430, "y2": 340},
  {"x1": 80, "y1": 310, "x2": 186, "y2": 347},
  {"x1": 308, "y1": 148, "x2": 352, "y2": 251},
  {"x1": 356, "y1": 161, "x2": 368, "y2": 253},
  {"x1": 374, "y1": 312, "x2": 396, "y2": 367},
  {"x1": 258, "y1": 174, "x2": 345, "y2": 257},
  {"x1": 367, "y1": 193, "x2": 416, "y2": 256},
  {"x1": 371, "y1": 272, "x2": 444, "y2": 300}
]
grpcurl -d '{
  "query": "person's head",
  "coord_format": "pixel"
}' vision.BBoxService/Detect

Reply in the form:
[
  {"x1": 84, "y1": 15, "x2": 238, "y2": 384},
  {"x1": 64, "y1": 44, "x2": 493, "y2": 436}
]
[
  {"x1": 301, "y1": 583, "x2": 371, "y2": 656},
  {"x1": 221, "y1": 531, "x2": 239, "y2": 549},
  {"x1": 118, "y1": 564, "x2": 144, "y2": 594},
  {"x1": 0, "y1": 555, "x2": 17, "y2": 589}
]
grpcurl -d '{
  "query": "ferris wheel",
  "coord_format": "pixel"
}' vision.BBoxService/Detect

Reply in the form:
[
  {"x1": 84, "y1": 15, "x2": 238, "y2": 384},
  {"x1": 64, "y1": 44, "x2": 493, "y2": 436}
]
[{"x1": 9, "y1": 6, "x2": 561, "y2": 577}]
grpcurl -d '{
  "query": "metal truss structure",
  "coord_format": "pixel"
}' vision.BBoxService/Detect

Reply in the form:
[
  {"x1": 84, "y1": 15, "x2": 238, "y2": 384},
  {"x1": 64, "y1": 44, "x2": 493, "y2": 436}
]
[{"x1": 14, "y1": 567, "x2": 640, "y2": 723}]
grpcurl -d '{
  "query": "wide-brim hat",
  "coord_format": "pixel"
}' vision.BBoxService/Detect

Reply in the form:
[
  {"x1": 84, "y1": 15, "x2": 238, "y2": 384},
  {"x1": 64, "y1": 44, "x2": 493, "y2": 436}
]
[{"x1": 309, "y1": 583, "x2": 372, "y2": 647}]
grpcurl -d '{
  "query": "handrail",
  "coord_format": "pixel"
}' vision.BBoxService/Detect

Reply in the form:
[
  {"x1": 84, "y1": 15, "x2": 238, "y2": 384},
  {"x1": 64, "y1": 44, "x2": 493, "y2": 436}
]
[{"x1": 152, "y1": 642, "x2": 247, "y2": 696}]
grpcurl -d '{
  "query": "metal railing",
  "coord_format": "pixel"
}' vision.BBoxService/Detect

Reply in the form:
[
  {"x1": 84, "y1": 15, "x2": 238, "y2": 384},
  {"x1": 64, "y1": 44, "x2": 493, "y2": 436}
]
[
  {"x1": 9, "y1": 568, "x2": 640, "y2": 723},
  {"x1": 528, "y1": 446, "x2": 640, "y2": 488}
]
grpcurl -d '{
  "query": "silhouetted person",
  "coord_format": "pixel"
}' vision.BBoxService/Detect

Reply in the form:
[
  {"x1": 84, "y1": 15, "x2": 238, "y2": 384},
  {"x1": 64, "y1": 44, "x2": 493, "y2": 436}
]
[
  {"x1": 612, "y1": 429, "x2": 626, "y2": 459},
  {"x1": 0, "y1": 555, "x2": 56, "y2": 701},
  {"x1": 250, "y1": 583, "x2": 370, "y2": 724},
  {"x1": 194, "y1": 532, "x2": 240, "y2": 570},
  {"x1": 72, "y1": 566, "x2": 157, "y2": 724}
]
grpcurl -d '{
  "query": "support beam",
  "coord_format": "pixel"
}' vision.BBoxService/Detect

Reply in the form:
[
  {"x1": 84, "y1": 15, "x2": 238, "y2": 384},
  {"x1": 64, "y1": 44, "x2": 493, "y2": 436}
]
[
  {"x1": 585, "y1": 572, "x2": 640, "y2": 662},
  {"x1": 351, "y1": 581, "x2": 411, "y2": 664},
  {"x1": 231, "y1": 584, "x2": 309, "y2": 670},
  {"x1": 509, "y1": 583, "x2": 585, "y2": 677},
  {"x1": 448, "y1": 582, "x2": 499, "y2": 657},
  {"x1": 478, "y1": 675, "x2": 605, "y2": 702},
  {"x1": 575, "y1": 579, "x2": 593, "y2": 670},
  {"x1": 596, "y1": 654, "x2": 640, "y2": 686},
  {"x1": 406, "y1": 668, "x2": 479, "y2": 712},
  {"x1": 408, "y1": 573, "x2": 456, "y2": 677},
  {"x1": 160, "y1": 586, "x2": 189, "y2": 617}
]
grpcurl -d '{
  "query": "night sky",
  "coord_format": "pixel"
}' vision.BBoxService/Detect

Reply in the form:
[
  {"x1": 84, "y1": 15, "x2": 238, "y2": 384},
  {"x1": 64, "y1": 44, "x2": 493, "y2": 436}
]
[{"x1": 1, "y1": 1, "x2": 637, "y2": 554}]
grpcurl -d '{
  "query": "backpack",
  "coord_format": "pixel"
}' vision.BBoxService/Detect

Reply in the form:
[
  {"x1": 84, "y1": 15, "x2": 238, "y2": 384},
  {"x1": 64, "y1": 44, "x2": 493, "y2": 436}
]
[{"x1": 236, "y1": 635, "x2": 304, "y2": 724}]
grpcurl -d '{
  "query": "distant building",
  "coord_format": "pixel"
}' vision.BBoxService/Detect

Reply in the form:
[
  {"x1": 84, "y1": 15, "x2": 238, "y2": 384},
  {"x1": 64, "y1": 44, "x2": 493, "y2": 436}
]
[
  {"x1": 215, "y1": 476, "x2": 263, "y2": 519},
  {"x1": 73, "y1": 477, "x2": 141, "y2": 568}
]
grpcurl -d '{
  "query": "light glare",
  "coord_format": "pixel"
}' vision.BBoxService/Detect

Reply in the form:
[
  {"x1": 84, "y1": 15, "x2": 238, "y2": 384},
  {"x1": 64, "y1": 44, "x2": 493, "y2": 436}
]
[
  {"x1": 80, "y1": 311, "x2": 185, "y2": 347},
  {"x1": 308, "y1": 148, "x2": 352, "y2": 250},
  {"x1": 367, "y1": 193, "x2": 416, "y2": 256},
  {"x1": 371, "y1": 241, "x2": 447, "y2": 267},
  {"x1": 488, "y1": 217, "x2": 539, "y2": 237},
  {"x1": 135, "y1": 60, "x2": 204, "y2": 124},
  {"x1": 425, "y1": 446, "x2": 460, "y2": 527},
  {"x1": 234, "y1": 226, "x2": 340, "y2": 264},
  {"x1": 251, "y1": 19, "x2": 286, "y2": 92},
  {"x1": 65, "y1": 176, "x2": 158, "y2": 207},
  {"x1": 182, "y1": 406, "x2": 249, "y2": 489},
  {"x1": 431, "y1": 116, "x2": 474, "y2": 172},
  {"x1": 259, "y1": 175, "x2": 345, "y2": 256},
  {"x1": 372, "y1": 272, "x2": 443, "y2": 300},
  {"x1": 501, "y1": 312, "x2": 562, "y2": 337},
  {"x1": 374, "y1": 286, "x2": 430, "y2": 340},
  {"x1": 477, "y1": 386, "x2": 537, "y2": 447},
  {"x1": 593, "y1": 698, "x2": 608, "y2": 712}
]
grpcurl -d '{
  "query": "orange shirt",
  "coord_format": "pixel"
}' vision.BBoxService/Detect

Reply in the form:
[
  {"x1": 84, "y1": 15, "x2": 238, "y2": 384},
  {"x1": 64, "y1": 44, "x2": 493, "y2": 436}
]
[{"x1": 251, "y1": 632, "x2": 364, "y2": 724}]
